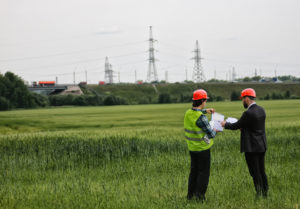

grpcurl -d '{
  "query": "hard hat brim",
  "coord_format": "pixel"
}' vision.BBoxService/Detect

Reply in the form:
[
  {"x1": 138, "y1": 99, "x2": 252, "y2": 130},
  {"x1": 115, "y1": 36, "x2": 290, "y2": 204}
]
[
  {"x1": 240, "y1": 95, "x2": 256, "y2": 99},
  {"x1": 192, "y1": 97, "x2": 209, "y2": 100}
]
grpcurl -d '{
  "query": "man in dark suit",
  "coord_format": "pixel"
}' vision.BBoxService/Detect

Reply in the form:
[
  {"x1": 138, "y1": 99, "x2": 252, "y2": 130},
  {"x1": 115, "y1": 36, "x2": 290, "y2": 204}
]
[{"x1": 221, "y1": 88, "x2": 268, "y2": 198}]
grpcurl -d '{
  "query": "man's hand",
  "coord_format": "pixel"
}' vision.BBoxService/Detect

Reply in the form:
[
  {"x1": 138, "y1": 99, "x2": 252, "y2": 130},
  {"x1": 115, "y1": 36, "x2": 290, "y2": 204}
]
[
  {"x1": 206, "y1": 108, "x2": 215, "y2": 114},
  {"x1": 221, "y1": 121, "x2": 226, "y2": 127}
]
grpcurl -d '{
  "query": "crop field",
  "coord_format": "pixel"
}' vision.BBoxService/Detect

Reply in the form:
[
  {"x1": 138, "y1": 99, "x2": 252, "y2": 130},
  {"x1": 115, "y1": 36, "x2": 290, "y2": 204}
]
[{"x1": 0, "y1": 100, "x2": 299, "y2": 209}]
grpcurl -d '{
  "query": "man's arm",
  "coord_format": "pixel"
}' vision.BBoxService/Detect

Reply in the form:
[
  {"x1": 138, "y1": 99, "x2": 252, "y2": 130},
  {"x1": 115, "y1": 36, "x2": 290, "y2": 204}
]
[
  {"x1": 196, "y1": 115, "x2": 216, "y2": 138},
  {"x1": 204, "y1": 108, "x2": 215, "y2": 114},
  {"x1": 200, "y1": 109, "x2": 207, "y2": 114},
  {"x1": 224, "y1": 111, "x2": 248, "y2": 130}
]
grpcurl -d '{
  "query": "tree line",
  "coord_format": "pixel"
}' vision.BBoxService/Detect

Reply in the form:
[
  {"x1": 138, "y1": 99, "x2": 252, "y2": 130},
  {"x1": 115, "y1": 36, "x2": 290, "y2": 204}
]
[{"x1": 0, "y1": 72, "x2": 299, "y2": 111}]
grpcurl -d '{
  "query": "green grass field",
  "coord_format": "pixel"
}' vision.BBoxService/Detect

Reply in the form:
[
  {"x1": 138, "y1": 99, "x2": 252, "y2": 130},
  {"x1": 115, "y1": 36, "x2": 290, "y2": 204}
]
[{"x1": 0, "y1": 100, "x2": 299, "y2": 209}]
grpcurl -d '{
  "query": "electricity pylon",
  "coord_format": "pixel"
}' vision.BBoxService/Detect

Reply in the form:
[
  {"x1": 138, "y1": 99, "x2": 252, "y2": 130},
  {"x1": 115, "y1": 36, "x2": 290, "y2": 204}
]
[
  {"x1": 146, "y1": 26, "x2": 158, "y2": 82},
  {"x1": 192, "y1": 40, "x2": 205, "y2": 83}
]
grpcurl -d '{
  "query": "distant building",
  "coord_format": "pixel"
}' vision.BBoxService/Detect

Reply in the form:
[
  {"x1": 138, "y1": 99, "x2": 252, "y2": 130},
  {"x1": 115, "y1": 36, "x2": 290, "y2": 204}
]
[
  {"x1": 259, "y1": 77, "x2": 282, "y2": 83},
  {"x1": 136, "y1": 80, "x2": 143, "y2": 84}
]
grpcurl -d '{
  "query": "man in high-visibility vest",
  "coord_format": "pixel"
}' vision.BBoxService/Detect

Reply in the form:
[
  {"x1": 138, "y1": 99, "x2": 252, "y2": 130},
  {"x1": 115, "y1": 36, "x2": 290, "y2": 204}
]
[
  {"x1": 221, "y1": 88, "x2": 268, "y2": 198},
  {"x1": 184, "y1": 89, "x2": 217, "y2": 201}
]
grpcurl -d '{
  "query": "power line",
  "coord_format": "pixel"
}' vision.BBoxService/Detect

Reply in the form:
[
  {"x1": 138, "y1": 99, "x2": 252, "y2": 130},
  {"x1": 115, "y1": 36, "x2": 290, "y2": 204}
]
[
  {"x1": 0, "y1": 30, "x2": 144, "y2": 47},
  {"x1": 12, "y1": 51, "x2": 146, "y2": 71},
  {"x1": 159, "y1": 41, "x2": 189, "y2": 51},
  {"x1": 0, "y1": 41, "x2": 146, "y2": 62},
  {"x1": 18, "y1": 58, "x2": 147, "y2": 77}
]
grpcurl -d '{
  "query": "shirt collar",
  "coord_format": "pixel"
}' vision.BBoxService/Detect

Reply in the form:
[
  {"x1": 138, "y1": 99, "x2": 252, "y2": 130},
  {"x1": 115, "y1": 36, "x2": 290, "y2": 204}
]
[{"x1": 248, "y1": 102, "x2": 256, "y2": 109}]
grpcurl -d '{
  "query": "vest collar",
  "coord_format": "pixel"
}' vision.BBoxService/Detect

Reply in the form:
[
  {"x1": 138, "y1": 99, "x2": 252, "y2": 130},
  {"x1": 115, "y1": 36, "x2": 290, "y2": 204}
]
[{"x1": 191, "y1": 108, "x2": 203, "y2": 112}]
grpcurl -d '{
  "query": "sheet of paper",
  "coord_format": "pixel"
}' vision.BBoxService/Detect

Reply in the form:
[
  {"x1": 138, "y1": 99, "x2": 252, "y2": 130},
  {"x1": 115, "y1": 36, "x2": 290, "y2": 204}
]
[
  {"x1": 214, "y1": 122, "x2": 223, "y2": 132},
  {"x1": 211, "y1": 112, "x2": 224, "y2": 122},
  {"x1": 211, "y1": 112, "x2": 224, "y2": 131},
  {"x1": 226, "y1": 117, "x2": 238, "y2": 123}
]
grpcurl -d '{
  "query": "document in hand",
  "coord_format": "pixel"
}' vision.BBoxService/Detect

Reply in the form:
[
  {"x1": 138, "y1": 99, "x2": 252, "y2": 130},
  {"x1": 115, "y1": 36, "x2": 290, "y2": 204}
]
[
  {"x1": 226, "y1": 117, "x2": 238, "y2": 123},
  {"x1": 211, "y1": 112, "x2": 224, "y2": 132}
]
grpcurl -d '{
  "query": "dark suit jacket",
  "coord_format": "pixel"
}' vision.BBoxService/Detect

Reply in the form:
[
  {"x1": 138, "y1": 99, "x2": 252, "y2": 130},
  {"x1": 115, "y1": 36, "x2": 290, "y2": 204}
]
[{"x1": 225, "y1": 103, "x2": 267, "y2": 153}]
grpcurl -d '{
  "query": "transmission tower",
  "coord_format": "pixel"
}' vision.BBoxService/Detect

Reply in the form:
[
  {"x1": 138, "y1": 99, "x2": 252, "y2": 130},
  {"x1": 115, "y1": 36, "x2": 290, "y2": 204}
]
[
  {"x1": 73, "y1": 71, "x2": 76, "y2": 85},
  {"x1": 192, "y1": 40, "x2": 205, "y2": 83},
  {"x1": 147, "y1": 26, "x2": 158, "y2": 82},
  {"x1": 232, "y1": 67, "x2": 236, "y2": 81},
  {"x1": 165, "y1": 71, "x2": 168, "y2": 83},
  {"x1": 185, "y1": 68, "x2": 188, "y2": 81},
  {"x1": 104, "y1": 57, "x2": 114, "y2": 84}
]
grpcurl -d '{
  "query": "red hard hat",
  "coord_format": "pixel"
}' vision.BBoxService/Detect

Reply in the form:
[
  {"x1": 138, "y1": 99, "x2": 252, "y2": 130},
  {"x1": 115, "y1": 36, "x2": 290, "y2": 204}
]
[
  {"x1": 240, "y1": 88, "x2": 256, "y2": 99},
  {"x1": 193, "y1": 89, "x2": 209, "y2": 100}
]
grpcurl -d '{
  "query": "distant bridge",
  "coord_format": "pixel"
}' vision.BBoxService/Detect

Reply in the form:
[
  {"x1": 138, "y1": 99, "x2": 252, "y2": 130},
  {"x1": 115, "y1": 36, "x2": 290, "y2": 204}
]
[{"x1": 28, "y1": 85, "x2": 68, "y2": 95}]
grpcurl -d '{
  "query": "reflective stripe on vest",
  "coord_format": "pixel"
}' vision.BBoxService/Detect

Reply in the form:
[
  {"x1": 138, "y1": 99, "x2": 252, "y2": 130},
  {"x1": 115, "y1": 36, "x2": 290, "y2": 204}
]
[
  {"x1": 185, "y1": 135, "x2": 205, "y2": 141},
  {"x1": 184, "y1": 128, "x2": 203, "y2": 134}
]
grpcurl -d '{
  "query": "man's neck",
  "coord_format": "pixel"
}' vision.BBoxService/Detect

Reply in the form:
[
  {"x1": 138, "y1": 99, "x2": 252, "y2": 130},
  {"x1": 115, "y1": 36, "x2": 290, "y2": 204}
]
[
  {"x1": 193, "y1": 105, "x2": 204, "y2": 110},
  {"x1": 248, "y1": 101, "x2": 256, "y2": 109}
]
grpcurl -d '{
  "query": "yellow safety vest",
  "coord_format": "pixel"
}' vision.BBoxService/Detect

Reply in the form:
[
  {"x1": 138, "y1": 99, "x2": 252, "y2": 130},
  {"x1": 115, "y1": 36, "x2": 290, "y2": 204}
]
[{"x1": 184, "y1": 109, "x2": 214, "y2": 151}]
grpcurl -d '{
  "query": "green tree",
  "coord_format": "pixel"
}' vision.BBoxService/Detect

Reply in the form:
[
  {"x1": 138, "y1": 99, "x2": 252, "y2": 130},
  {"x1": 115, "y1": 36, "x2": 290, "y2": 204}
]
[
  {"x1": 243, "y1": 77, "x2": 251, "y2": 82},
  {"x1": 251, "y1": 76, "x2": 261, "y2": 81},
  {"x1": 231, "y1": 91, "x2": 240, "y2": 101},
  {"x1": 0, "y1": 71, "x2": 48, "y2": 110},
  {"x1": 284, "y1": 90, "x2": 290, "y2": 99},
  {"x1": 264, "y1": 94, "x2": 270, "y2": 100},
  {"x1": 0, "y1": 97, "x2": 11, "y2": 110},
  {"x1": 158, "y1": 93, "x2": 171, "y2": 103}
]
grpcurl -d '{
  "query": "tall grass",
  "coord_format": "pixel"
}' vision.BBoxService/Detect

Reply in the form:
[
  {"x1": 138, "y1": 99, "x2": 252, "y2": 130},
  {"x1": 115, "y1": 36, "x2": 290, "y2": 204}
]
[{"x1": 0, "y1": 100, "x2": 299, "y2": 208}]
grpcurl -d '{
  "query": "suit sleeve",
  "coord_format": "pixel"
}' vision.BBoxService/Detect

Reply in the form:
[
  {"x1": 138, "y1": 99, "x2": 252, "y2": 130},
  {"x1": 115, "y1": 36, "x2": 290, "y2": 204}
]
[{"x1": 225, "y1": 111, "x2": 248, "y2": 130}]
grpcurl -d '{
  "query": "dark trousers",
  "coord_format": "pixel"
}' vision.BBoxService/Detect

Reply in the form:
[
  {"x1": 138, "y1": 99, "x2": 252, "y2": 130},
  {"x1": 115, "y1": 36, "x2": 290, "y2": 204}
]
[
  {"x1": 187, "y1": 149, "x2": 210, "y2": 200},
  {"x1": 245, "y1": 152, "x2": 268, "y2": 197}
]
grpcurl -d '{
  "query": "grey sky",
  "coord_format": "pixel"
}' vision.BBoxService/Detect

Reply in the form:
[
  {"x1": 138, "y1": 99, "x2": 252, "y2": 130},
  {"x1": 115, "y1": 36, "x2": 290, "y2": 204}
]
[{"x1": 0, "y1": 0, "x2": 299, "y2": 84}]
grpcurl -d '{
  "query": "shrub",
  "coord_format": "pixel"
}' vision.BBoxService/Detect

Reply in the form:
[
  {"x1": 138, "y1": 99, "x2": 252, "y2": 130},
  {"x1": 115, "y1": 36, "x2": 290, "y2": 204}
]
[
  {"x1": 104, "y1": 95, "x2": 128, "y2": 106},
  {"x1": 138, "y1": 97, "x2": 150, "y2": 104},
  {"x1": 264, "y1": 94, "x2": 270, "y2": 100},
  {"x1": 85, "y1": 95, "x2": 103, "y2": 106},
  {"x1": 158, "y1": 93, "x2": 171, "y2": 104},
  {"x1": 291, "y1": 95, "x2": 300, "y2": 99},
  {"x1": 215, "y1": 96, "x2": 225, "y2": 101},
  {"x1": 0, "y1": 96, "x2": 11, "y2": 110},
  {"x1": 284, "y1": 90, "x2": 290, "y2": 99},
  {"x1": 271, "y1": 93, "x2": 284, "y2": 100},
  {"x1": 231, "y1": 91, "x2": 240, "y2": 101},
  {"x1": 180, "y1": 93, "x2": 192, "y2": 103},
  {"x1": 30, "y1": 93, "x2": 49, "y2": 107},
  {"x1": 49, "y1": 95, "x2": 72, "y2": 106},
  {"x1": 72, "y1": 96, "x2": 88, "y2": 106}
]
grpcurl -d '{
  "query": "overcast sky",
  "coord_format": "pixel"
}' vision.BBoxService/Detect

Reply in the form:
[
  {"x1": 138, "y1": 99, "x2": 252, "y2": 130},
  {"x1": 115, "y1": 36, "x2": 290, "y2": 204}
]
[{"x1": 0, "y1": 0, "x2": 299, "y2": 84}]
